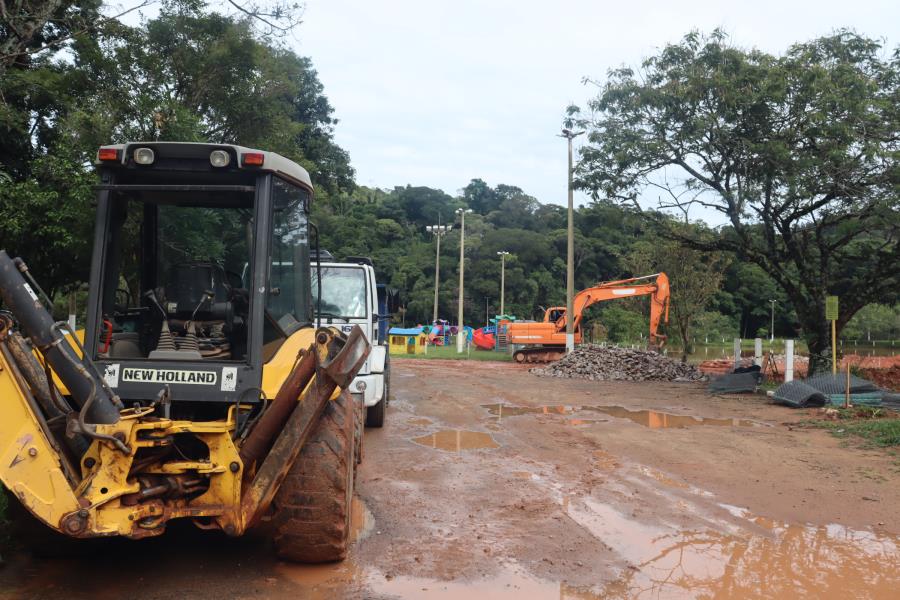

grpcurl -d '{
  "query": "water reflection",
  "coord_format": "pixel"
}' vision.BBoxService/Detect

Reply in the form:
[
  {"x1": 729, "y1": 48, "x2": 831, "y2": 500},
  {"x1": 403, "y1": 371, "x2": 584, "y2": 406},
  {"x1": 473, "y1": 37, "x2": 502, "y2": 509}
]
[
  {"x1": 581, "y1": 405, "x2": 759, "y2": 429},
  {"x1": 568, "y1": 497, "x2": 900, "y2": 599},
  {"x1": 412, "y1": 429, "x2": 500, "y2": 452},
  {"x1": 481, "y1": 403, "x2": 761, "y2": 429}
]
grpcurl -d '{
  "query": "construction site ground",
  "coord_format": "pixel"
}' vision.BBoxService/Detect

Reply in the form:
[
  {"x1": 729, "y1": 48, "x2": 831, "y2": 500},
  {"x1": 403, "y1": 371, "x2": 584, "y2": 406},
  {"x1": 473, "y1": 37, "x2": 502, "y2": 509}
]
[{"x1": 2, "y1": 358, "x2": 899, "y2": 598}]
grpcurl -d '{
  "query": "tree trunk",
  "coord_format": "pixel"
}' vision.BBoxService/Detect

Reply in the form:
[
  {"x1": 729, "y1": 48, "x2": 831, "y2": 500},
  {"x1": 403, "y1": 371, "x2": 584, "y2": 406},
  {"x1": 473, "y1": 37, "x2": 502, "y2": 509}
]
[
  {"x1": 677, "y1": 316, "x2": 693, "y2": 363},
  {"x1": 806, "y1": 319, "x2": 833, "y2": 376}
]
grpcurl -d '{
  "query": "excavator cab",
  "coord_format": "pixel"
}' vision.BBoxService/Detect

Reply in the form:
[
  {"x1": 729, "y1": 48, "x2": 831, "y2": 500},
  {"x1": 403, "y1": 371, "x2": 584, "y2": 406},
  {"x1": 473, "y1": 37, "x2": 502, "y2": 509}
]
[
  {"x1": 0, "y1": 142, "x2": 369, "y2": 562},
  {"x1": 88, "y1": 143, "x2": 312, "y2": 416}
]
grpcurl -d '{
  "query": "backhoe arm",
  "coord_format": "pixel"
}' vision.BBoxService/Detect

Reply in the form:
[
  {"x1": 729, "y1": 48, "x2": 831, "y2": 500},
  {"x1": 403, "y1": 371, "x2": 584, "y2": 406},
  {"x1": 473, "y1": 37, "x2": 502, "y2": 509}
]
[{"x1": 555, "y1": 273, "x2": 670, "y2": 347}]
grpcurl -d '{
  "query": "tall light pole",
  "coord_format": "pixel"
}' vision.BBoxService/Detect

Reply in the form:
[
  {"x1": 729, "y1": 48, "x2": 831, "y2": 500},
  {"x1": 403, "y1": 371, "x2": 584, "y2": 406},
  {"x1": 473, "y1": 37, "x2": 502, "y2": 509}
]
[
  {"x1": 769, "y1": 299, "x2": 777, "y2": 343},
  {"x1": 456, "y1": 208, "x2": 473, "y2": 353},
  {"x1": 426, "y1": 221, "x2": 450, "y2": 324},
  {"x1": 497, "y1": 251, "x2": 509, "y2": 317},
  {"x1": 561, "y1": 128, "x2": 584, "y2": 354}
]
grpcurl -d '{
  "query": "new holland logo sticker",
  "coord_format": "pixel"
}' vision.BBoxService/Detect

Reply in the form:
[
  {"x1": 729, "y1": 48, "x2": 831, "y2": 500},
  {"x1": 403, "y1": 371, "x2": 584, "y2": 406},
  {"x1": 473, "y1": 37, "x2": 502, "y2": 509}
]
[{"x1": 121, "y1": 368, "x2": 218, "y2": 385}]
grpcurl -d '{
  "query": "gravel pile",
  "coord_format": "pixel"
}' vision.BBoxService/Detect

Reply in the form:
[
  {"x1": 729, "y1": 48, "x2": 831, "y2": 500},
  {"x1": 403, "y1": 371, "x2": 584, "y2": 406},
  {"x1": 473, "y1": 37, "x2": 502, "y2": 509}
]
[{"x1": 531, "y1": 345, "x2": 706, "y2": 382}]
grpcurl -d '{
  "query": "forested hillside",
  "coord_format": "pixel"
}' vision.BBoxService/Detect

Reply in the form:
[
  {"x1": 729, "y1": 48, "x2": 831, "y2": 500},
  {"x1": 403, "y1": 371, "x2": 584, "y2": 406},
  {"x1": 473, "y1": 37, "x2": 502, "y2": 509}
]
[{"x1": 312, "y1": 180, "x2": 842, "y2": 345}]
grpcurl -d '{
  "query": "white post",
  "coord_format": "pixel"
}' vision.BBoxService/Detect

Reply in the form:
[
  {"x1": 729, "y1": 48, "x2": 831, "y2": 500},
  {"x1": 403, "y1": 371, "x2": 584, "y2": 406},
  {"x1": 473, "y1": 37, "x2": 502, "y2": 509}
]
[
  {"x1": 67, "y1": 291, "x2": 77, "y2": 332},
  {"x1": 733, "y1": 338, "x2": 742, "y2": 370},
  {"x1": 785, "y1": 339, "x2": 794, "y2": 382},
  {"x1": 754, "y1": 338, "x2": 763, "y2": 366}
]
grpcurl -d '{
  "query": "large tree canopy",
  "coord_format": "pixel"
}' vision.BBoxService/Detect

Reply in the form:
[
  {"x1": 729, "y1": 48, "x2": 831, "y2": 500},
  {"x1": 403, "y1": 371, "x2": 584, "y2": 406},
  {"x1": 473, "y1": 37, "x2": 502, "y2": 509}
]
[
  {"x1": 0, "y1": 0, "x2": 353, "y2": 295},
  {"x1": 574, "y1": 30, "x2": 900, "y2": 372}
]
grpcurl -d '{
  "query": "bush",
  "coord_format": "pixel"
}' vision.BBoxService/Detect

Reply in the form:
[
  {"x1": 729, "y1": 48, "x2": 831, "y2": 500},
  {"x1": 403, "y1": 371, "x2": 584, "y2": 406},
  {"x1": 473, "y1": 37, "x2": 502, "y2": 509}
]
[{"x1": 592, "y1": 306, "x2": 647, "y2": 344}]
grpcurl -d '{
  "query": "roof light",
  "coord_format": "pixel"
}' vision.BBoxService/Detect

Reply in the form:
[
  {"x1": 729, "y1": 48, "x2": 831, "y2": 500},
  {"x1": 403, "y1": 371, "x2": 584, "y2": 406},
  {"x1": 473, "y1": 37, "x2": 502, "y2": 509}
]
[
  {"x1": 210, "y1": 150, "x2": 231, "y2": 168},
  {"x1": 242, "y1": 152, "x2": 264, "y2": 167},
  {"x1": 133, "y1": 147, "x2": 155, "y2": 165},
  {"x1": 98, "y1": 147, "x2": 120, "y2": 162}
]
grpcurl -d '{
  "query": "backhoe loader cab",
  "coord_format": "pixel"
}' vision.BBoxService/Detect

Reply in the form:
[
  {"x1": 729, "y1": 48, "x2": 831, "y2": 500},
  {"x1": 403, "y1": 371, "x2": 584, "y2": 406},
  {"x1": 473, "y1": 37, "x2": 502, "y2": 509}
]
[
  {"x1": 88, "y1": 143, "x2": 313, "y2": 414},
  {"x1": 0, "y1": 142, "x2": 370, "y2": 563}
]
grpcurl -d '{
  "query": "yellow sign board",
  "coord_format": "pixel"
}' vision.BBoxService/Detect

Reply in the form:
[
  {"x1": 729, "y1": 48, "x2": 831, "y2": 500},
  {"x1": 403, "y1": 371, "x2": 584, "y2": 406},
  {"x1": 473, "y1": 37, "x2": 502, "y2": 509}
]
[{"x1": 825, "y1": 296, "x2": 838, "y2": 321}]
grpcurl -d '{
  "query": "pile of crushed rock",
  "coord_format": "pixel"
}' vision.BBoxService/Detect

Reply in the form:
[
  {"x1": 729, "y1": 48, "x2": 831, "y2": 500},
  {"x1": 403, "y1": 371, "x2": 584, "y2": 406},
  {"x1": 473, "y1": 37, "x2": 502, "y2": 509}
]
[{"x1": 530, "y1": 345, "x2": 706, "y2": 382}]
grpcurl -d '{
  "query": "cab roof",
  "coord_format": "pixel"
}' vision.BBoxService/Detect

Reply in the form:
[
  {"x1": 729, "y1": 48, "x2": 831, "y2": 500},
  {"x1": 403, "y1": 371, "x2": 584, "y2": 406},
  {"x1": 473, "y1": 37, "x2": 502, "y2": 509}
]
[{"x1": 95, "y1": 142, "x2": 313, "y2": 191}]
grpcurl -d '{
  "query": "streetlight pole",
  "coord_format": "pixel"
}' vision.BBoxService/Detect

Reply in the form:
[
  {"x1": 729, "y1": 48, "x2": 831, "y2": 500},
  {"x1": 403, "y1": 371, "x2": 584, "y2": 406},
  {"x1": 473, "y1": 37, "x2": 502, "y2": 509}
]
[
  {"x1": 426, "y1": 221, "x2": 450, "y2": 324},
  {"x1": 456, "y1": 208, "x2": 472, "y2": 353},
  {"x1": 497, "y1": 251, "x2": 509, "y2": 317},
  {"x1": 561, "y1": 128, "x2": 584, "y2": 354},
  {"x1": 769, "y1": 299, "x2": 777, "y2": 343}
]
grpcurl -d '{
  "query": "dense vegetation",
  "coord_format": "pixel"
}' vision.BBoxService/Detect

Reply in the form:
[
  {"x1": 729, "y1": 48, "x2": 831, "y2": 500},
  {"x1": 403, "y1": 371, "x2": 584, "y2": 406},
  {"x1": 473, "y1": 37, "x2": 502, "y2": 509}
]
[{"x1": 1, "y1": 3, "x2": 897, "y2": 365}]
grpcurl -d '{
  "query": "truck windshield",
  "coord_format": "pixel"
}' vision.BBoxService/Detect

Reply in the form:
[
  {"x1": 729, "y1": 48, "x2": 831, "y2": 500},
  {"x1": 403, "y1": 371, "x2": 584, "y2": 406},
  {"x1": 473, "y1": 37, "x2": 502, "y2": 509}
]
[{"x1": 312, "y1": 267, "x2": 367, "y2": 318}]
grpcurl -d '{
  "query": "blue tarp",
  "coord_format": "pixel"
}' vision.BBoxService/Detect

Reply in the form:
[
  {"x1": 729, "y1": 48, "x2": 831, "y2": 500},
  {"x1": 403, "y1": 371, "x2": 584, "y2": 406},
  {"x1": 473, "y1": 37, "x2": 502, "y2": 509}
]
[
  {"x1": 389, "y1": 327, "x2": 424, "y2": 336},
  {"x1": 391, "y1": 325, "x2": 474, "y2": 341}
]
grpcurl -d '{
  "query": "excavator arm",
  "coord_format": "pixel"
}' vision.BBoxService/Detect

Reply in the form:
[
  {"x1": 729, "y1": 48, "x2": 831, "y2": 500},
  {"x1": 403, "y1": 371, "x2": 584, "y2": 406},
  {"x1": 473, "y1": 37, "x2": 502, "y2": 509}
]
[{"x1": 556, "y1": 272, "x2": 670, "y2": 348}]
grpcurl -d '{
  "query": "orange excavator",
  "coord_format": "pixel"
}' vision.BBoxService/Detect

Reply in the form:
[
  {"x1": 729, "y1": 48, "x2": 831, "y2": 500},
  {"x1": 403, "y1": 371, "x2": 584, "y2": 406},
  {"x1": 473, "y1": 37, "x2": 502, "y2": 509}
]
[{"x1": 506, "y1": 272, "x2": 670, "y2": 363}]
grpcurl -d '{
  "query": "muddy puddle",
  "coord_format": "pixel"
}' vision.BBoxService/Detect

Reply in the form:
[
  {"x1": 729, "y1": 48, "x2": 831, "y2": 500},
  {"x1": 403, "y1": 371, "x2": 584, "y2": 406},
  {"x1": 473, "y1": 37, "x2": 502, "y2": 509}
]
[
  {"x1": 583, "y1": 405, "x2": 759, "y2": 428},
  {"x1": 412, "y1": 429, "x2": 500, "y2": 451},
  {"x1": 275, "y1": 496, "x2": 374, "y2": 597},
  {"x1": 482, "y1": 403, "x2": 759, "y2": 429},
  {"x1": 367, "y1": 564, "x2": 599, "y2": 599},
  {"x1": 566, "y1": 496, "x2": 900, "y2": 598}
]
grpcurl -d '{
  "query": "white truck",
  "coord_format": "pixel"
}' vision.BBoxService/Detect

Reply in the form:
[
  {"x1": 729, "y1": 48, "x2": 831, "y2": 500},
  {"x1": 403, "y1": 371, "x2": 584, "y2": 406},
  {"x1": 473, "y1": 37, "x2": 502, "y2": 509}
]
[{"x1": 312, "y1": 256, "x2": 391, "y2": 427}]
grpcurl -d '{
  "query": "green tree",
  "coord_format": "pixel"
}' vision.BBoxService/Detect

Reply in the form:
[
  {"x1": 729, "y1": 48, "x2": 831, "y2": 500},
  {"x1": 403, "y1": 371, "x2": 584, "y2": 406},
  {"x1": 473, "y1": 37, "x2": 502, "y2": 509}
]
[
  {"x1": 842, "y1": 304, "x2": 900, "y2": 341},
  {"x1": 574, "y1": 30, "x2": 900, "y2": 373},
  {"x1": 1, "y1": 2, "x2": 353, "y2": 299},
  {"x1": 626, "y1": 223, "x2": 731, "y2": 360}
]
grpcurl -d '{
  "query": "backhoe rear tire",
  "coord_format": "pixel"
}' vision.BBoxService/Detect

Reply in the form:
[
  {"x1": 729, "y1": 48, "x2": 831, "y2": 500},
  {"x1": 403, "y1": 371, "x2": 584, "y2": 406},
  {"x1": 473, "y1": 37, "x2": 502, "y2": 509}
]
[{"x1": 271, "y1": 389, "x2": 358, "y2": 563}]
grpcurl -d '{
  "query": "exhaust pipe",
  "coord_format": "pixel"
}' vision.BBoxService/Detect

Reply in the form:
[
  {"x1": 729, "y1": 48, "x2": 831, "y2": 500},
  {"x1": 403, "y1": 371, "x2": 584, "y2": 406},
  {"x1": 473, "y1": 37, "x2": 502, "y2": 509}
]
[{"x1": 0, "y1": 250, "x2": 120, "y2": 425}]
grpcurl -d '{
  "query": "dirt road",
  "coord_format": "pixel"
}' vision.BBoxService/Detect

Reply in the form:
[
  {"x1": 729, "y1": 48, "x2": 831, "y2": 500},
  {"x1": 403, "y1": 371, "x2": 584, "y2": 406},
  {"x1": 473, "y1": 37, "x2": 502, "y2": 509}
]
[{"x1": 2, "y1": 359, "x2": 899, "y2": 598}]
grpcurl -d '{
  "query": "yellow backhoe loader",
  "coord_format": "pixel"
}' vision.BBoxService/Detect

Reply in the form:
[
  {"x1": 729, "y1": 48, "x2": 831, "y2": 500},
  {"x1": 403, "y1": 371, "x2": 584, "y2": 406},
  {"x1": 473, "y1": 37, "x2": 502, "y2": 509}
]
[{"x1": 0, "y1": 142, "x2": 370, "y2": 562}]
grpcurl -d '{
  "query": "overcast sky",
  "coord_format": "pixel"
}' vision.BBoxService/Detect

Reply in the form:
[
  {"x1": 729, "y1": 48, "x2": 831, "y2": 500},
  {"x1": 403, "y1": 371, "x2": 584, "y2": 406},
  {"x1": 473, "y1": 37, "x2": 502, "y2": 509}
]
[{"x1": 291, "y1": 0, "x2": 898, "y2": 219}]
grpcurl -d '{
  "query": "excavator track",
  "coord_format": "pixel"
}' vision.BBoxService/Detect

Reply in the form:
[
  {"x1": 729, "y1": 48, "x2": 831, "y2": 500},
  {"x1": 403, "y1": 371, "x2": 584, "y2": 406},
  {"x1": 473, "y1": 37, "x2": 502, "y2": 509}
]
[{"x1": 513, "y1": 347, "x2": 566, "y2": 363}]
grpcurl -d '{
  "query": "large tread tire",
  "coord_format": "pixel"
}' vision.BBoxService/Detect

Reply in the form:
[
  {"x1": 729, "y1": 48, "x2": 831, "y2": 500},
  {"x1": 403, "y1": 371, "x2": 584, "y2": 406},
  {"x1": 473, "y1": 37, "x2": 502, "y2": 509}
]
[
  {"x1": 354, "y1": 394, "x2": 364, "y2": 466},
  {"x1": 271, "y1": 390, "x2": 357, "y2": 563}
]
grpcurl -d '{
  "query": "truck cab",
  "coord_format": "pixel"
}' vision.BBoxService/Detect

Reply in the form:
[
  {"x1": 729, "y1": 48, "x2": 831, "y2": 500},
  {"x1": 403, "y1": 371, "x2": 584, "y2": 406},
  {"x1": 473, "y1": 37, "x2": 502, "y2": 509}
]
[{"x1": 312, "y1": 256, "x2": 390, "y2": 427}]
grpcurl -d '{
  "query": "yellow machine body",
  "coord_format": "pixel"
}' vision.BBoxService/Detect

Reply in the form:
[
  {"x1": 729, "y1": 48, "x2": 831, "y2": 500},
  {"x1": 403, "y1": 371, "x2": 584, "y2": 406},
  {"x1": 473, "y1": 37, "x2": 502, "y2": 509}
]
[{"x1": 0, "y1": 326, "x2": 346, "y2": 539}]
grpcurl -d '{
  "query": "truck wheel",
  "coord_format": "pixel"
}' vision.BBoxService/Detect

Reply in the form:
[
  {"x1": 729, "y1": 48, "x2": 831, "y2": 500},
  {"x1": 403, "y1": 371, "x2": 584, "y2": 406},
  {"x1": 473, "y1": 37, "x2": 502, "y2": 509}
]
[
  {"x1": 365, "y1": 354, "x2": 389, "y2": 428},
  {"x1": 365, "y1": 397, "x2": 385, "y2": 428},
  {"x1": 383, "y1": 353, "x2": 391, "y2": 404},
  {"x1": 271, "y1": 389, "x2": 357, "y2": 563}
]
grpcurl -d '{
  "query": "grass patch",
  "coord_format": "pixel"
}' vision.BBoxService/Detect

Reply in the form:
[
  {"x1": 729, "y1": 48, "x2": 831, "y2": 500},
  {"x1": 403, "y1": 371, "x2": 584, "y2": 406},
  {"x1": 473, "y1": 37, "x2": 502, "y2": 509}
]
[
  {"x1": 395, "y1": 344, "x2": 513, "y2": 362},
  {"x1": 812, "y1": 406, "x2": 900, "y2": 448}
]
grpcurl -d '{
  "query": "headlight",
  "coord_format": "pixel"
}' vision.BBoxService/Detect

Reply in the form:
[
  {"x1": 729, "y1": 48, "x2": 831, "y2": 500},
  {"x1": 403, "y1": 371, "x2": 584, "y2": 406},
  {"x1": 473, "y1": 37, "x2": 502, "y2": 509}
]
[
  {"x1": 133, "y1": 147, "x2": 155, "y2": 165},
  {"x1": 356, "y1": 380, "x2": 367, "y2": 392},
  {"x1": 210, "y1": 150, "x2": 231, "y2": 167}
]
